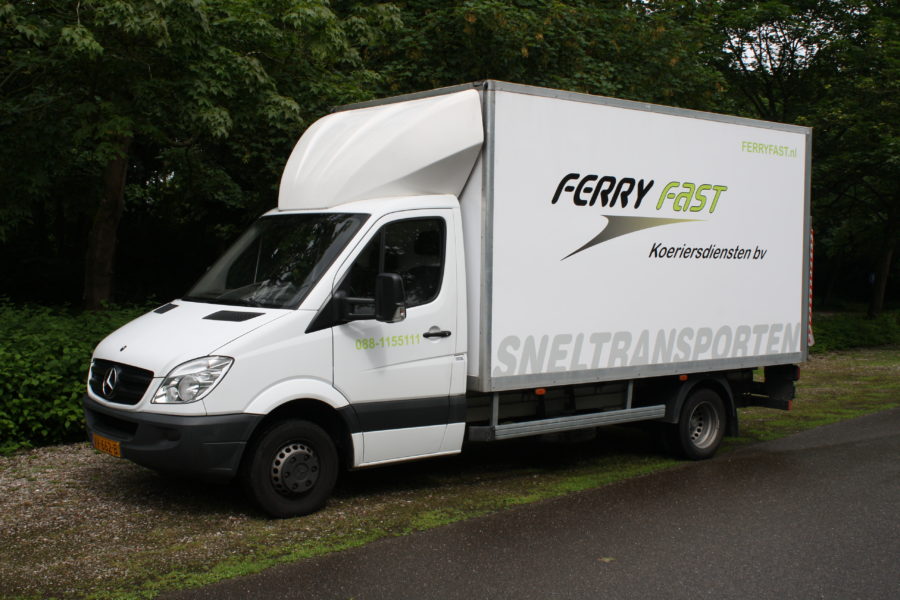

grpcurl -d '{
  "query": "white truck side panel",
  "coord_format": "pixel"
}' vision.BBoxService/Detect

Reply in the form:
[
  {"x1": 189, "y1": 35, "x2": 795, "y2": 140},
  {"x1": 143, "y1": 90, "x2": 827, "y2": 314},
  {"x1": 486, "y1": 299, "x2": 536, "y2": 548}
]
[{"x1": 483, "y1": 89, "x2": 808, "y2": 390}]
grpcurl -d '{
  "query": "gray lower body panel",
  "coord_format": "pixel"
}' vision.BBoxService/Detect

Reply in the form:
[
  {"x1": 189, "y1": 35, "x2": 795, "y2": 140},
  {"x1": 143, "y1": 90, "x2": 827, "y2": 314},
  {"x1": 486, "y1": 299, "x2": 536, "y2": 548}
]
[{"x1": 467, "y1": 404, "x2": 666, "y2": 442}]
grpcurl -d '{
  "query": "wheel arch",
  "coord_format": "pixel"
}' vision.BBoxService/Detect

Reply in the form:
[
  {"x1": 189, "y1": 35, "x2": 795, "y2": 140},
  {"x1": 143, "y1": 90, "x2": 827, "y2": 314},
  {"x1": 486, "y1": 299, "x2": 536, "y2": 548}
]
[
  {"x1": 662, "y1": 375, "x2": 739, "y2": 437},
  {"x1": 242, "y1": 381, "x2": 360, "y2": 470},
  {"x1": 248, "y1": 399, "x2": 357, "y2": 470}
]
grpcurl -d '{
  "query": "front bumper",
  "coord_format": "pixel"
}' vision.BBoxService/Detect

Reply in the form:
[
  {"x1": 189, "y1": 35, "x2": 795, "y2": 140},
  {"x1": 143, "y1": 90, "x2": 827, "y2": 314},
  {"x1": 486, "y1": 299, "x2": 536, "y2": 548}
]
[{"x1": 83, "y1": 395, "x2": 263, "y2": 482}]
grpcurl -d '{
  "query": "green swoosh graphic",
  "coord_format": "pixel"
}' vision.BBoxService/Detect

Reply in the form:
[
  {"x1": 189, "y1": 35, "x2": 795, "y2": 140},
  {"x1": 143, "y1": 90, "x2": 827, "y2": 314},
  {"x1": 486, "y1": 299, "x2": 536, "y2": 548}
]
[{"x1": 563, "y1": 215, "x2": 699, "y2": 260}]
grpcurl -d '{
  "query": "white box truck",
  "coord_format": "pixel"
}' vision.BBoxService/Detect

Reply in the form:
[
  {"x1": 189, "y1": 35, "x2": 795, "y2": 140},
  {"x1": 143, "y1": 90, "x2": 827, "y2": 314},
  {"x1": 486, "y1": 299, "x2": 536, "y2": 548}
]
[{"x1": 84, "y1": 81, "x2": 811, "y2": 517}]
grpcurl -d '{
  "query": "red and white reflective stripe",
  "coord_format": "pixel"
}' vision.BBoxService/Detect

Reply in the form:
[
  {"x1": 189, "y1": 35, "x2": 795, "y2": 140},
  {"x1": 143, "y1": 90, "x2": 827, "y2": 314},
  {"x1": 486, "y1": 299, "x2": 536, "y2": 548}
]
[{"x1": 808, "y1": 228, "x2": 815, "y2": 346}]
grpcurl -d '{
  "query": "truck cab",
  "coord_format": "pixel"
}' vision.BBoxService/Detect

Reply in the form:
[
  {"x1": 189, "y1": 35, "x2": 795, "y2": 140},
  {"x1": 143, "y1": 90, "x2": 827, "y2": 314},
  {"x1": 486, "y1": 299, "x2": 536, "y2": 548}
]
[{"x1": 86, "y1": 89, "x2": 483, "y2": 517}]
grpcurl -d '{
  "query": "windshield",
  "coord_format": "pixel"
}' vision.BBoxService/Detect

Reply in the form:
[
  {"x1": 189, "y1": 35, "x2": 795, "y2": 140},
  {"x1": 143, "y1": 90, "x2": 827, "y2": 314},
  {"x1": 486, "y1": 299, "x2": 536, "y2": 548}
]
[{"x1": 184, "y1": 213, "x2": 368, "y2": 309}]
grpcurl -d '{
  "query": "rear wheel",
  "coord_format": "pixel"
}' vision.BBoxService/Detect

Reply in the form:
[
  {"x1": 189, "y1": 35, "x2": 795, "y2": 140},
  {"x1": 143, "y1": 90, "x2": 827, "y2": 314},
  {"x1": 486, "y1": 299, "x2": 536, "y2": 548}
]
[
  {"x1": 240, "y1": 419, "x2": 338, "y2": 518},
  {"x1": 667, "y1": 388, "x2": 726, "y2": 460}
]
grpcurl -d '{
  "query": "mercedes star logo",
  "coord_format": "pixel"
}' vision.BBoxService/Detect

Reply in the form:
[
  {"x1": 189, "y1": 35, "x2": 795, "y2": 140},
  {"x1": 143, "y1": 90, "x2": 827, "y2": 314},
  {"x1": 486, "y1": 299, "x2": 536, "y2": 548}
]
[{"x1": 101, "y1": 366, "x2": 120, "y2": 397}]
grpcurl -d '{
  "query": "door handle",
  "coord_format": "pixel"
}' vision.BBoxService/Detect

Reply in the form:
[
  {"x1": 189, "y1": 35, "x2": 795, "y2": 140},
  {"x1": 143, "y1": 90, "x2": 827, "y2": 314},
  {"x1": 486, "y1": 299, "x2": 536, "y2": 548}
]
[{"x1": 423, "y1": 330, "x2": 452, "y2": 338}]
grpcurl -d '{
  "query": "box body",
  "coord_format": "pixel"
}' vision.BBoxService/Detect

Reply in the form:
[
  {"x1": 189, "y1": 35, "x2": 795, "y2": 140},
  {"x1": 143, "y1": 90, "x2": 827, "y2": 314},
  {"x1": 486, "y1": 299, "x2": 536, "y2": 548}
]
[{"x1": 452, "y1": 82, "x2": 810, "y2": 392}]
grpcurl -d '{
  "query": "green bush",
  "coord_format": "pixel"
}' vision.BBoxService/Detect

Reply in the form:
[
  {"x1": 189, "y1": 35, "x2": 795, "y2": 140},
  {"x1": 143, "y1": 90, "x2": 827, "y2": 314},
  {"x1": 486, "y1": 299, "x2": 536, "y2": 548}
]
[
  {"x1": 0, "y1": 302, "x2": 146, "y2": 453},
  {"x1": 810, "y1": 311, "x2": 900, "y2": 353}
]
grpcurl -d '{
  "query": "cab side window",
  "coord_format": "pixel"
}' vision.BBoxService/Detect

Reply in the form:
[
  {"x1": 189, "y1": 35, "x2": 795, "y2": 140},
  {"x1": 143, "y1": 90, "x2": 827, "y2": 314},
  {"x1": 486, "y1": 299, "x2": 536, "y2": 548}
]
[{"x1": 339, "y1": 218, "x2": 445, "y2": 308}]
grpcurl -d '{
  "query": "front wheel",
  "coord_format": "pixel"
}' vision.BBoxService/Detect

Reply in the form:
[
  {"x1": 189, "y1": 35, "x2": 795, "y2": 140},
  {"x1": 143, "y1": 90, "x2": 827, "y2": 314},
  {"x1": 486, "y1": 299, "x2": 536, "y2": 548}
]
[
  {"x1": 666, "y1": 388, "x2": 726, "y2": 460},
  {"x1": 240, "y1": 419, "x2": 338, "y2": 518}
]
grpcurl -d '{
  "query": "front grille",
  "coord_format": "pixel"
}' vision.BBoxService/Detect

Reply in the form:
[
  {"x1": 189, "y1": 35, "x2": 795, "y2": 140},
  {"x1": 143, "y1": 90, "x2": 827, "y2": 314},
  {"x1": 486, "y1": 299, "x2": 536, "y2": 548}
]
[{"x1": 89, "y1": 360, "x2": 154, "y2": 405}]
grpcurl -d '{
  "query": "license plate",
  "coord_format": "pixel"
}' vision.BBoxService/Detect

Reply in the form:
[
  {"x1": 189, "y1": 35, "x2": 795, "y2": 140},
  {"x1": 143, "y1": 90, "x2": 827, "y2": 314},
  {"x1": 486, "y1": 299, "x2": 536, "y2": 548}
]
[{"x1": 92, "y1": 433, "x2": 122, "y2": 458}]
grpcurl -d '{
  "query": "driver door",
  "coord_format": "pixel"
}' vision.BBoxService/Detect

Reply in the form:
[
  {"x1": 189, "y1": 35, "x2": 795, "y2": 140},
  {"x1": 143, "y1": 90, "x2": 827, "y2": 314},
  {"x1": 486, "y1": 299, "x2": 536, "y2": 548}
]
[{"x1": 332, "y1": 209, "x2": 458, "y2": 465}]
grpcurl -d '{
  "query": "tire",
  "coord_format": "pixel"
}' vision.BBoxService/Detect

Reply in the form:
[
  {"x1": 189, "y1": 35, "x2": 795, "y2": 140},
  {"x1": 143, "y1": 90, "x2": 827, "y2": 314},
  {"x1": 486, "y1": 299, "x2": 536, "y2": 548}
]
[
  {"x1": 240, "y1": 419, "x2": 338, "y2": 518},
  {"x1": 666, "y1": 388, "x2": 726, "y2": 460}
]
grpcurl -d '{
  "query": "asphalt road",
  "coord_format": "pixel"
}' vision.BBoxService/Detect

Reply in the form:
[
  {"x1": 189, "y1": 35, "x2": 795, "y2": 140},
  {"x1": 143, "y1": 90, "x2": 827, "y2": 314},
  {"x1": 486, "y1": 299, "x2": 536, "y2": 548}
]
[{"x1": 163, "y1": 409, "x2": 900, "y2": 600}]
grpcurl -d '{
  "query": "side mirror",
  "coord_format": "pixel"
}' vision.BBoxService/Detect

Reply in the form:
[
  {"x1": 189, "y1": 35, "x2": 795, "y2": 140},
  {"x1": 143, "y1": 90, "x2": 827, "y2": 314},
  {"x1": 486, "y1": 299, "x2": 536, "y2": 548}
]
[
  {"x1": 333, "y1": 290, "x2": 374, "y2": 323},
  {"x1": 375, "y1": 273, "x2": 407, "y2": 323}
]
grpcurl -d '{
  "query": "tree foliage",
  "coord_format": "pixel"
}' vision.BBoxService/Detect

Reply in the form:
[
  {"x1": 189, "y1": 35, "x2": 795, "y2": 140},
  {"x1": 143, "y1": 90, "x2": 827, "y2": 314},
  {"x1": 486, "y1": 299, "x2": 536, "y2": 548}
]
[
  {"x1": 809, "y1": 1, "x2": 898, "y2": 314},
  {"x1": 349, "y1": 0, "x2": 728, "y2": 109},
  {"x1": 712, "y1": 0, "x2": 897, "y2": 312},
  {"x1": 0, "y1": 0, "x2": 895, "y2": 310},
  {"x1": 0, "y1": 0, "x2": 380, "y2": 306}
]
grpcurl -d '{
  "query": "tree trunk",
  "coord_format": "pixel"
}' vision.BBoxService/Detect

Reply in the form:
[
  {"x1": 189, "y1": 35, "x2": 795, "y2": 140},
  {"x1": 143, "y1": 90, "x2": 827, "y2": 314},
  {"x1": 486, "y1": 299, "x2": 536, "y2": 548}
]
[
  {"x1": 83, "y1": 136, "x2": 132, "y2": 310},
  {"x1": 867, "y1": 232, "x2": 895, "y2": 318}
]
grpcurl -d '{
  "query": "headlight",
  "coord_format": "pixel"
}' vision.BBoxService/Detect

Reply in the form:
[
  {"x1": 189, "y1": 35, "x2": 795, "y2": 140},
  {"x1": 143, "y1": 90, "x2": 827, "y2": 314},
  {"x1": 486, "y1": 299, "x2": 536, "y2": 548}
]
[{"x1": 152, "y1": 356, "x2": 233, "y2": 404}]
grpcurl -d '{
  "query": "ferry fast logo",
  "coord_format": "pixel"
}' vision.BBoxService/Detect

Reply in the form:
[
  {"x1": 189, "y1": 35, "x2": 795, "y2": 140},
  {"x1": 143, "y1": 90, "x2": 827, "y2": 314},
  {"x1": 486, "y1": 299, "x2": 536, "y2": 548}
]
[{"x1": 550, "y1": 172, "x2": 729, "y2": 259}]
